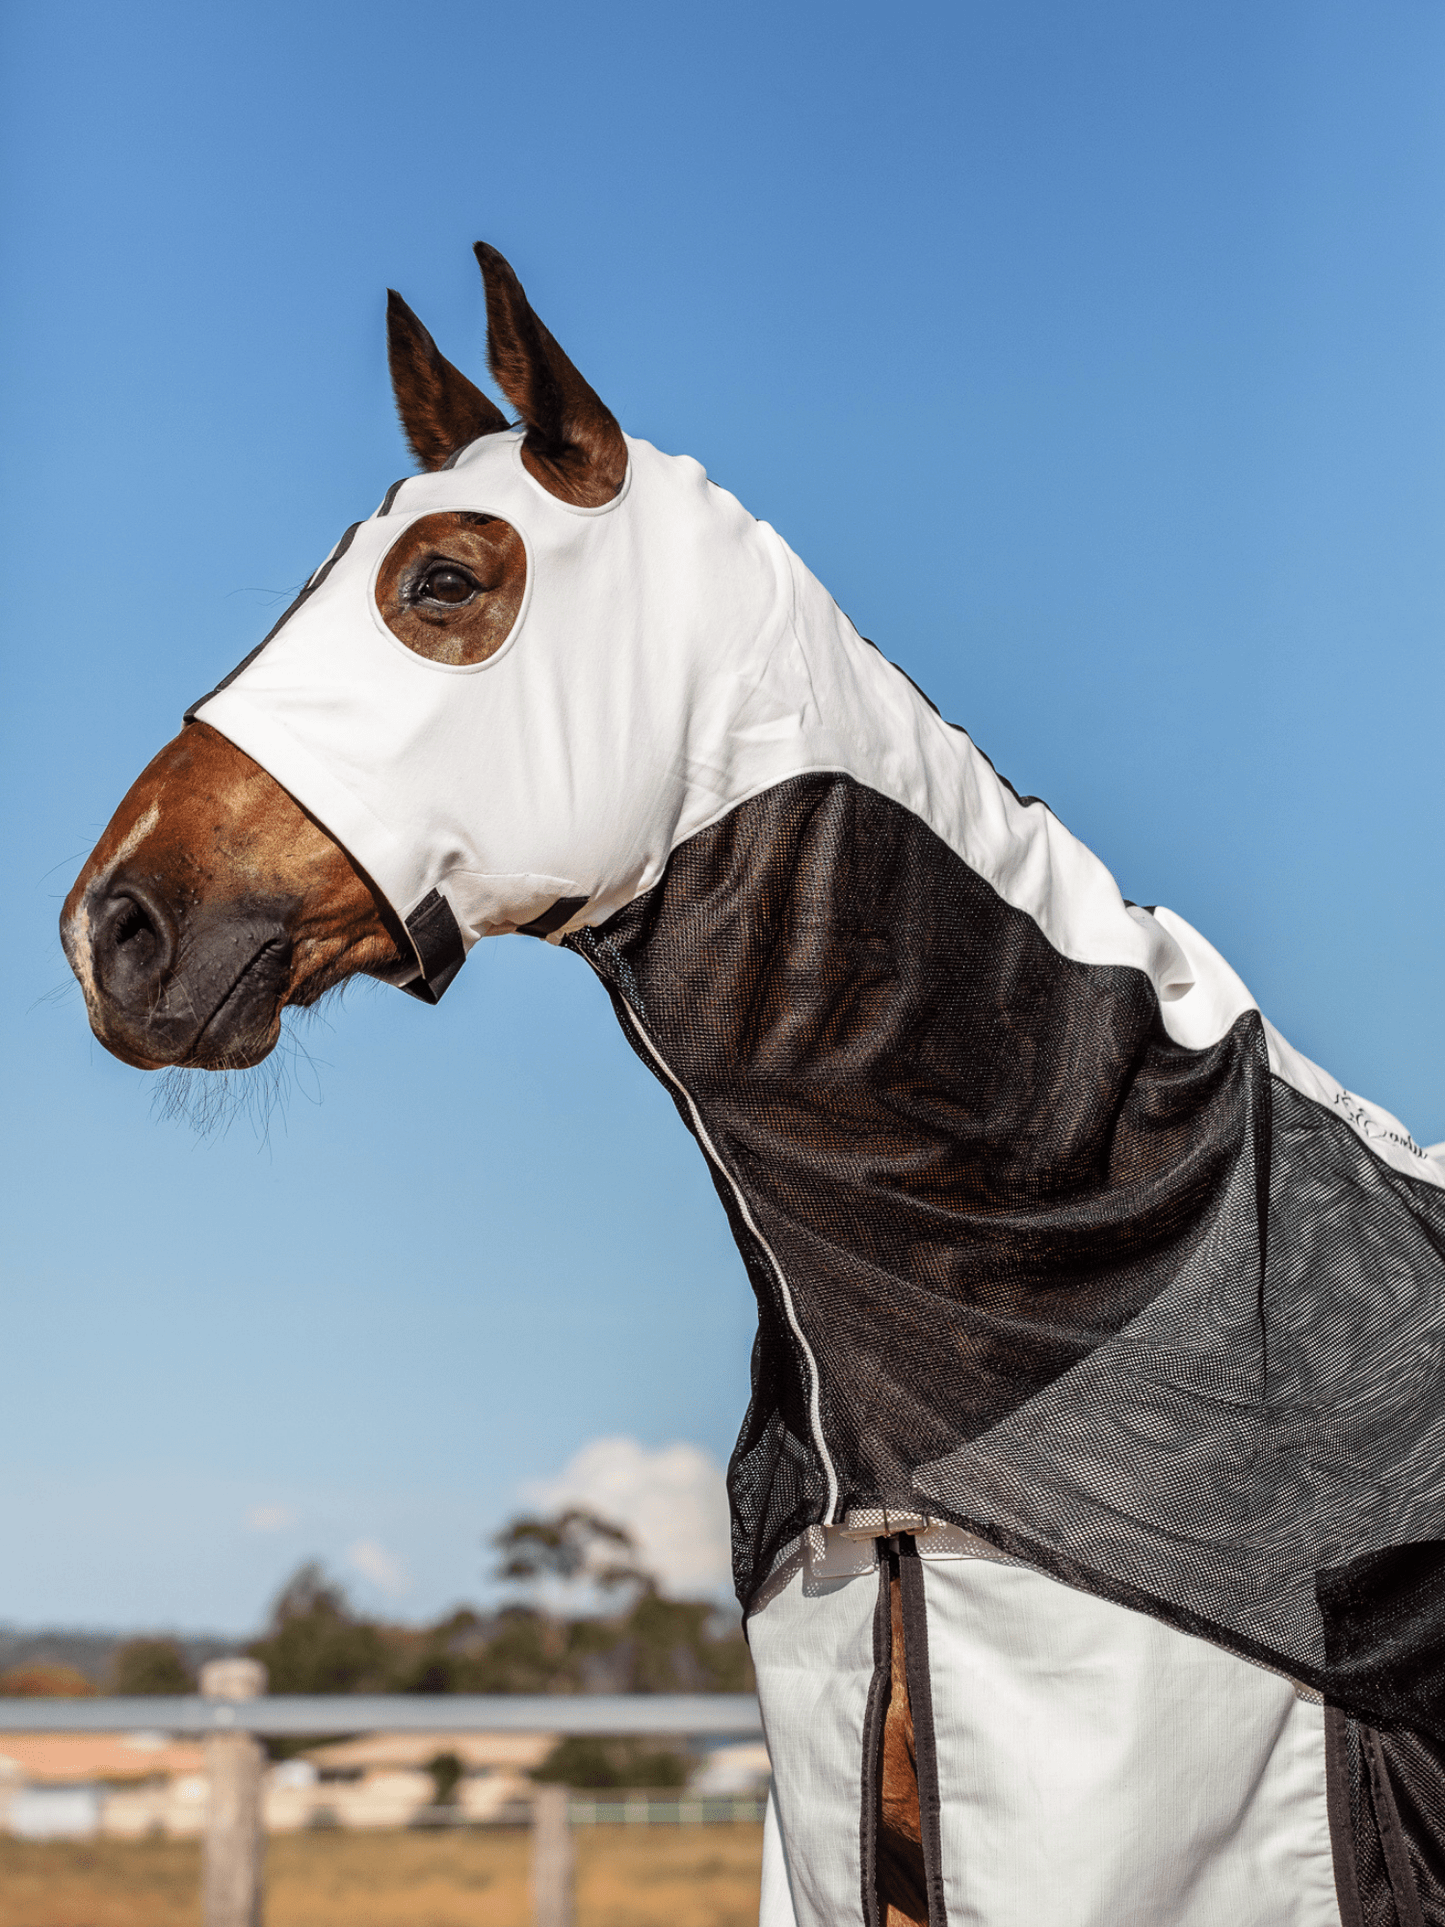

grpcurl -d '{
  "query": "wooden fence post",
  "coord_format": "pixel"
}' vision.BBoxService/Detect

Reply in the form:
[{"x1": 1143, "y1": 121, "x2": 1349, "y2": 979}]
[
  {"x1": 531, "y1": 1782, "x2": 574, "y2": 1927},
  {"x1": 200, "y1": 1657, "x2": 267, "y2": 1927}
]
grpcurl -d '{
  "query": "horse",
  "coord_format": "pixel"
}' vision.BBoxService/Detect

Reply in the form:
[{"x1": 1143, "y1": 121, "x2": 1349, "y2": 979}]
[{"x1": 63, "y1": 243, "x2": 1445, "y2": 1927}]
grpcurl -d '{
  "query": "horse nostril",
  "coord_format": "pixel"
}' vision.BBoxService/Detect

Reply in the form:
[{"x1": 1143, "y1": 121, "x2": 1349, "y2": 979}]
[
  {"x1": 112, "y1": 896, "x2": 158, "y2": 965},
  {"x1": 93, "y1": 879, "x2": 178, "y2": 1004}
]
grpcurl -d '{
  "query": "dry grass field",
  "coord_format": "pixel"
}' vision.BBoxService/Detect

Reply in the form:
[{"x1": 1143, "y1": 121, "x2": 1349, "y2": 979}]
[{"x1": 0, "y1": 1823, "x2": 765, "y2": 1927}]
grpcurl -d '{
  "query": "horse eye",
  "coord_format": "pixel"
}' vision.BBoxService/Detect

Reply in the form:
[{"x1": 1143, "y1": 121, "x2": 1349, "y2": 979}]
[{"x1": 414, "y1": 564, "x2": 478, "y2": 606}]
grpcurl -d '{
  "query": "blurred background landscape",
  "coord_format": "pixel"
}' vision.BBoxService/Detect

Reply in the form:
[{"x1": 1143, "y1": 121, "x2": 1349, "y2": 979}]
[{"x1": 0, "y1": 1505, "x2": 751, "y2": 1726}]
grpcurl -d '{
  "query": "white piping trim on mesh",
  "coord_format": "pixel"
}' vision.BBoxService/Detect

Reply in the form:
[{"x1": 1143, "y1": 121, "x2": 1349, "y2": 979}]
[{"x1": 614, "y1": 1000, "x2": 841, "y2": 1522}]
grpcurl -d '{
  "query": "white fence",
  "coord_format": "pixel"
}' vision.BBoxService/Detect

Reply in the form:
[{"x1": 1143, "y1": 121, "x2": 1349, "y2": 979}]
[
  {"x1": 0, "y1": 1662, "x2": 765, "y2": 1927},
  {"x1": 0, "y1": 1691, "x2": 763, "y2": 1737}
]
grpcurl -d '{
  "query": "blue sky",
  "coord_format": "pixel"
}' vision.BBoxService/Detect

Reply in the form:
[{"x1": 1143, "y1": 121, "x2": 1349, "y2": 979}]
[{"x1": 2, "y1": 0, "x2": 1442, "y2": 1632}]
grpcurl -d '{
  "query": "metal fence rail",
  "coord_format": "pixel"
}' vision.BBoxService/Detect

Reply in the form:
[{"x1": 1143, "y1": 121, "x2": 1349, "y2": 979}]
[
  {"x1": 0, "y1": 1692, "x2": 763, "y2": 1736},
  {"x1": 565, "y1": 1795, "x2": 767, "y2": 1826},
  {"x1": 414, "y1": 1794, "x2": 770, "y2": 1829},
  {"x1": 410, "y1": 1795, "x2": 770, "y2": 1826}
]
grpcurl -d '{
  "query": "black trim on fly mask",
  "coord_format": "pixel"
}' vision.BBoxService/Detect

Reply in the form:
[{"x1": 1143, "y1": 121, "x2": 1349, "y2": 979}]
[
  {"x1": 183, "y1": 519, "x2": 365, "y2": 724},
  {"x1": 183, "y1": 473, "x2": 412, "y2": 723},
  {"x1": 857, "y1": 634, "x2": 1046, "y2": 813},
  {"x1": 178, "y1": 473, "x2": 587, "y2": 1009}
]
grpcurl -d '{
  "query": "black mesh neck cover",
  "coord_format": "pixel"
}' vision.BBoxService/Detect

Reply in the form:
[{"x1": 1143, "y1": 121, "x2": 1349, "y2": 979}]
[{"x1": 570, "y1": 773, "x2": 1445, "y2": 1743}]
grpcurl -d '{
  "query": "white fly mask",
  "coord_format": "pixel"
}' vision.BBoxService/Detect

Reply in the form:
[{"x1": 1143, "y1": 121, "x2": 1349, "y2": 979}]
[
  {"x1": 191, "y1": 425, "x2": 1197, "y2": 1011},
  {"x1": 191, "y1": 431, "x2": 801, "y2": 998}
]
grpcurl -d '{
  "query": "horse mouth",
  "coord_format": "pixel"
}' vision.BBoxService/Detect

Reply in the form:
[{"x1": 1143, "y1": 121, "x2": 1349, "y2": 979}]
[{"x1": 186, "y1": 933, "x2": 294, "y2": 1069}]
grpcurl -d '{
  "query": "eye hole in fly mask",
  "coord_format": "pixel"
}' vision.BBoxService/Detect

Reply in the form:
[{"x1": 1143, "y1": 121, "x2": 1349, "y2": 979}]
[{"x1": 375, "y1": 510, "x2": 528, "y2": 666}]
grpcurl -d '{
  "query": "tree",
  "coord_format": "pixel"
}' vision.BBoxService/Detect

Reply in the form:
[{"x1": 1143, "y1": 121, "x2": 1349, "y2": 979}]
[
  {"x1": 111, "y1": 1638, "x2": 195, "y2": 1695},
  {"x1": 531, "y1": 1735, "x2": 689, "y2": 1789},
  {"x1": 0, "y1": 1664, "x2": 96, "y2": 1698},
  {"x1": 625, "y1": 1593, "x2": 752, "y2": 1693},
  {"x1": 426, "y1": 1751, "x2": 465, "y2": 1806},
  {"x1": 227, "y1": 1528, "x2": 753, "y2": 1703},
  {"x1": 491, "y1": 1509, "x2": 650, "y2": 1600},
  {"x1": 483, "y1": 1507, "x2": 753, "y2": 1695},
  {"x1": 246, "y1": 1562, "x2": 393, "y2": 1694}
]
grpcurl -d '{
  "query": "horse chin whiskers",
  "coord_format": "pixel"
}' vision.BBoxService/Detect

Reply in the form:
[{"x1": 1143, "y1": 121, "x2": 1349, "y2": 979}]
[
  {"x1": 154, "y1": 1008, "x2": 326, "y2": 1141},
  {"x1": 285, "y1": 958, "x2": 355, "y2": 1011}
]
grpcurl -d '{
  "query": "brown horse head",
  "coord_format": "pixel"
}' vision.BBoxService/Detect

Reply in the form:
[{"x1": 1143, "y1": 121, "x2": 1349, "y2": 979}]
[
  {"x1": 64, "y1": 247, "x2": 935, "y2": 1918},
  {"x1": 62, "y1": 245, "x2": 626, "y2": 1070}
]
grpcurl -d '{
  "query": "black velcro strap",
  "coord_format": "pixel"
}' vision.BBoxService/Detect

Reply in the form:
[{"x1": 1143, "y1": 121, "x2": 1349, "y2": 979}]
[
  {"x1": 401, "y1": 888, "x2": 467, "y2": 1004},
  {"x1": 897, "y1": 1537, "x2": 949, "y2": 1927},
  {"x1": 516, "y1": 895, "x2": 589, "y2": 939}
]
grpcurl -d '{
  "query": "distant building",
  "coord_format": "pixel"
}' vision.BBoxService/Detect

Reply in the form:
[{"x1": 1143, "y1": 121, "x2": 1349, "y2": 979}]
[
  {"x1": 286, "y1": 1731, "x2": 555, "y2": 1830},
  {"x1": 0, "y1": 1726, "x2": 769, "y2": 1836},
  {"x1": 0, "y1": 1733, "x2": 208, "y2": 1838},
  {"x1": 689, "y1": 1741, "x2": 771, "y2": 1797},
  {"x1": 0, "y1": 1729, "x2": 554, "y2": 1837}
]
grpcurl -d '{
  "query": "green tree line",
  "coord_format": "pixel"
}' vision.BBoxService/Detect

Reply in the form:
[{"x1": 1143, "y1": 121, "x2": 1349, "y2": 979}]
[
  {"x1": 250, "y1": 1510, "x2": 750, "y2": 1697},
  {"x1": 0, "y1": 1510, "x2": 751, "y2": 1707}
]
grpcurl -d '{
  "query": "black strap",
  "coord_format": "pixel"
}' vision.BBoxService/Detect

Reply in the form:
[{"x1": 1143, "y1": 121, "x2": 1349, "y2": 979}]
[
  {"x1": 399, "y1": 891, "x2": 589, "y2": 999},
  {"x1": 400, "y1": 888, "x2": 467, "y2": 1004},
  {"x1": 517, "y1": 894, "x2": 589, "y2": 939},
  {"x1": 859, "y1": 1549, "x2": 893, "y2": 1927},
  {"x1": 897, "y1": 1535, "x2": 949, "y2": 1926}
]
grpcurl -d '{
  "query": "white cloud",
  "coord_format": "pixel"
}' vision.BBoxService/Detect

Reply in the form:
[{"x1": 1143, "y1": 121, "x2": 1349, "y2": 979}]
[
  {"x1": 523, "y1": 1437, "x2": 731, "y2": 1600},
  {"x1": 347, "y1": 1538, "x2": 411, "y2": 1598},
  {"x1": 245, "y1": 1505, "x2": 297, "y2": 1533}
]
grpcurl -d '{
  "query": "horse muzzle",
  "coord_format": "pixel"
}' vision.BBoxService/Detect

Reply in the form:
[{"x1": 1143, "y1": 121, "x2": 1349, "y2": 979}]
[{"x1": 63, "y1": 870, "x2": 296, "y2": 1070}]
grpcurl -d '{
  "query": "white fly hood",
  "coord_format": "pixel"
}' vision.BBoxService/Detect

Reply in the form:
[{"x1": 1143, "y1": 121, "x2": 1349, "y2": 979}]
[
  {"x1": 194, "y1": 432, "x2": 794, "y2": 992},
  {"x1": 193, "y1": 426, "x2": 1205, "y2": 1017}
]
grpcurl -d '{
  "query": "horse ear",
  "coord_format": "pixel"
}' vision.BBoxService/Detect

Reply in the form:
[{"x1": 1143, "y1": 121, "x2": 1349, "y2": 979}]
[
  {"x1": 473, "y1": 243, "x2": 627, "y2": 507},
  {"x1": 386, "y1": 290, "x2": 509, "y2": 472}
]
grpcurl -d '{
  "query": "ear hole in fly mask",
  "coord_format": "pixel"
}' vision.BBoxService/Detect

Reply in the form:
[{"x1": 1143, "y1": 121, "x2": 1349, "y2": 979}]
[{"x1": 375, "y1": 510, "x2": 528, "y2": 666}]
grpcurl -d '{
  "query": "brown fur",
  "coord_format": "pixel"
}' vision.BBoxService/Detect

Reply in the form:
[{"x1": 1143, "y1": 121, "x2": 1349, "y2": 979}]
[
  {"x1": 879, "y1": 1572, "x2": 929, "y2": 1926},
  {"x1": 375, "y1": 510, "x2": 527, "y2": 665},
  {"x1": 63, "y1": 243, "x2": 600, "y2": 1074},
  {"x1": 386, "y1": 290, "x2": 509, "y2": 470},
  {"x1": 61, "y1": 723, "x2": 403, "y2": 1071},
  {"x1": 474, "y1": 242, "x2": 628, "y2": 507}
]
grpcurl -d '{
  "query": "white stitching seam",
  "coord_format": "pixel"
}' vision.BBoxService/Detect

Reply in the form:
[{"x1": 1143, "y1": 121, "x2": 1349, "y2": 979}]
[{"x1": 613, "y1": 1000, "x2": 840, "y2": 1522}]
